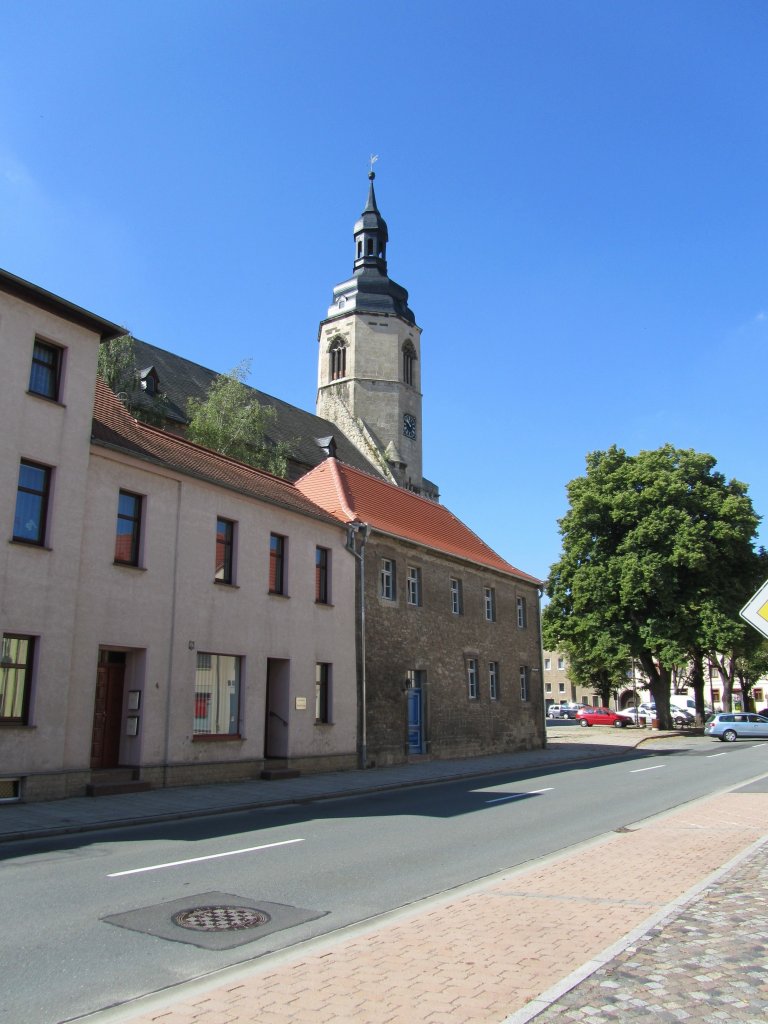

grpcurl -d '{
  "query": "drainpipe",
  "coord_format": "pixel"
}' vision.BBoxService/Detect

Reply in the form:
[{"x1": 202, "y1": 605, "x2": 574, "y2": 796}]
[
  {"x1": 537, "y1": 585, "x2": 547, "y2": 749},
  {"x1": 347, "y1": 522, "x2": 370, "y2": 769}
]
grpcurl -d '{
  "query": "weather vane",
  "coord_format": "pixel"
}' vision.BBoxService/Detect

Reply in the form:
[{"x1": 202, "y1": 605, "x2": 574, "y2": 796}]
[{"x1": 369, "y1": 154, "x2": 379, "y2": 174}]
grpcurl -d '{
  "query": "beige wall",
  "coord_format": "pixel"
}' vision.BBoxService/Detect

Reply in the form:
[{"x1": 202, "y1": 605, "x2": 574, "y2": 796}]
[
  {"x1": 0, "y1": 290, "x2": 103, "y2": 782},
  {"x1": 68, "y1": 448, "x2": 358, "y2": 781}
]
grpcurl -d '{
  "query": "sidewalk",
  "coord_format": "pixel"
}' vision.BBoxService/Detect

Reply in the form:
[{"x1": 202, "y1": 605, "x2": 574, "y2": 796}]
[{"x1": 7, "y1": 730, "x2": 768, "y2": 1024}]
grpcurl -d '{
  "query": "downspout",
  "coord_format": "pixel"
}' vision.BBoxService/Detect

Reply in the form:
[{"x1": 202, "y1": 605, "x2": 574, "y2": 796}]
[
  {"x1": 347, "y1": 522, "x2": 370, "y2": 769},
  {"x1": 162, "y1": 479, "x2": 183, "y2": 787},
  {"x1": 537, "y1": 584, "x2": 547, "y2": 749}
]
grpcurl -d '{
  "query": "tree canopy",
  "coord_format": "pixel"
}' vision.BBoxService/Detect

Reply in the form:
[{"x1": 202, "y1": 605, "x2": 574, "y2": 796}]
[
  {"x1": 543, "y1": 444, "x2": 763, "y2": 728},
  {"x1": 186, "y1": 360, "x2": 292, "y2": 477}
]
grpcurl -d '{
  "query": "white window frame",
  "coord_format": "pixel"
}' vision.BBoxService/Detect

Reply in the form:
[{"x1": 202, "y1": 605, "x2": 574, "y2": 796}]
[
  {"x1": 380, "y1": 558, "x2": 395, "y2": 600},
  {"x1": 467, "y1": 658, "x2": 479, "y2": 700},
  {"x1": 484, "y1": 586, "x2": 496, "y2": 622},
  {"x1": 516, "y1": 596, "x2": 527, "y2": 628},
  {"x1": 406, "y1": 565, "x2": 422, "y2": 606},
  {"x1": 520, "y1": 665, "x2": 529, "y2": 702},
  {"x1": 489, "y1": 662, "x2": 499, "y2": 701},
  {"x1": 450, "y1": 577, "x2": 463, "y2": 615}
]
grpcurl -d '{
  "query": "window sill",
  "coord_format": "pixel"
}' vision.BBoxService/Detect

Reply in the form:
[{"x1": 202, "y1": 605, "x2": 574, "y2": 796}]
[
  {"x1": 314, "y1": 600, "x2": 334, "y2": 607},
  {"x1": 113, "y1": 561, "x2": 147, "y2": 571},
  {"x1": 192, "y1": 733, "x2": 243, "y2": 742},
  {"x1": 214, "y1": 580, "x2": 239, "y2": 588},
  {"x1": 10, "y1": 539, "x2": 51, "y2": 550},
  {"x1": 0, "y1": 721, "x2": 34, "y2": 728},
  {"x1": 26, "y1": 389, "x2": 66, "y2": 407},
  {"x1": 314, "y1": 721, "x2": 333, "y2": 727},
  {"x1": 268, "y1": 591, "x2": 290, "y2": 598}
]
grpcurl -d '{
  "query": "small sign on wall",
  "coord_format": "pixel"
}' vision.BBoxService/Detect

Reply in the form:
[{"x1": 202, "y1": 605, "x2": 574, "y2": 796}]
[
  {"x1": 126, "y1": 716, "x2": 139, "y2": 737},
  {"x1": 295, "y1": 697, "x2": 307, "y2": 711}
]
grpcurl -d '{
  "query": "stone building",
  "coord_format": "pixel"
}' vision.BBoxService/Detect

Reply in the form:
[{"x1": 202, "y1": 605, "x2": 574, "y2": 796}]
[{"x1": 297, "y1": 459, "x2": 545, "y2": 765}]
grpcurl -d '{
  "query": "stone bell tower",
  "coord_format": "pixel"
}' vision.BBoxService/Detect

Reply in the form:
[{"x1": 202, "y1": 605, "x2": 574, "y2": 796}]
[{"x1": 316, "y1": 171, "x2": 426, "y2": 494}]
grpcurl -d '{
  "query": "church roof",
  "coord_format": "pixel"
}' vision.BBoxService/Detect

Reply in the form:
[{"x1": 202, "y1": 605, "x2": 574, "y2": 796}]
[
  {"x1": 124, "y1": 337, "x2": 383, "y2": 481},
  {"x1": 295, "y1": 459, "x2": 543, "y2": 585},
  {"x1": 91, "y1": 379, "x2": 342, "y2": 527}
]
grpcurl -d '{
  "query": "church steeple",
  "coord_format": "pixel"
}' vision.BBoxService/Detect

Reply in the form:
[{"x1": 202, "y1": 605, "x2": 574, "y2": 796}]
[
  {"x1": 326, "y1": 172, "x2": 415, "y2": 325},
  {"x1": 353, "y1": 172, "x2": 388, "y2": 273},
  {"x1": 317, "y1": 169, "x2": 432, "y2": 497}
]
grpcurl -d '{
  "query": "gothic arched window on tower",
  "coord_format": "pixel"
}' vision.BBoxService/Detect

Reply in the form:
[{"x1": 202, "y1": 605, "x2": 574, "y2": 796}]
[
  {"x1": 329, "y1": 338, "x2": 347, "y2": 381},
  {"x1": 402, "y1": 342, "x2": 417, "y2": 386}
]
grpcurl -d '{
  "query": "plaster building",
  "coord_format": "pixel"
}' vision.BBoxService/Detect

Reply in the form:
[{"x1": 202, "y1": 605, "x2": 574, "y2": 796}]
[
  {"x1": 1, "y1": 271, "x2": 357, "y2": 801},
  {"x1": 297, "y1": 459, "x2": 545, "y2": 765}
]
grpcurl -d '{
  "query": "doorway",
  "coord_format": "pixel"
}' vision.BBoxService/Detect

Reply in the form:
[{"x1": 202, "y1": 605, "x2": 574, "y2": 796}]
[
  {"x1": 264, "y1": 658, "x2": 290, "y2": 758},
  {"x1": 91, "y1": 650, "x2": 126, "y2": 769},
  {"x1": 406, "y1": 670, "x2": 426, "y2": 754}
]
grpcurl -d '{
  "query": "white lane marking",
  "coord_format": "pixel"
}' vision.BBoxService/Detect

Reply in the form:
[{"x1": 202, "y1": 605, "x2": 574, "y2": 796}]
[
  {"x1": 706, "y1": 752, "x2": 728, "y2": 758},
  {"x1": 629, "y1": 765, "x2": 666, "y2": 773},
  {"x1": 108, "y1": 838, "x2": 304, "y2": 877},
  {"x1": 485, "y1": 788, "x2": 554, "y2": 804}
]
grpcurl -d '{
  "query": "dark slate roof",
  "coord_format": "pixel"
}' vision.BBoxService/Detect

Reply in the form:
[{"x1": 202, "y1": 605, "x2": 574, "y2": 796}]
[
  {"x1": 125, "y1": 337, "x2": 384, "y2": 482},
  {"x1": 91, "y1": 379, "x2": 343, "y2": 528}
]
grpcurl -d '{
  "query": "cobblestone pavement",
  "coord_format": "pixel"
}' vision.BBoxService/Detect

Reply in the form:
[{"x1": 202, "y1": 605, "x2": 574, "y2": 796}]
[{"x1": 529, "y1": 839, "x2": 768, "y2": 1024}]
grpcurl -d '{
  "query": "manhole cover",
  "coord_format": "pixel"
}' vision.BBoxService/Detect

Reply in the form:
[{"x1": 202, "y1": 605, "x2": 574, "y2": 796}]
[{"x1": 172, "y1": 905, "x2": 271, "y2": 932}]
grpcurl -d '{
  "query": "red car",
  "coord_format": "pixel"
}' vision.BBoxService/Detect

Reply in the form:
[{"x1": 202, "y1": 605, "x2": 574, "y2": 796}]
[{"x1": 576, "y1": 707, "x2": 632, "y2": 728}]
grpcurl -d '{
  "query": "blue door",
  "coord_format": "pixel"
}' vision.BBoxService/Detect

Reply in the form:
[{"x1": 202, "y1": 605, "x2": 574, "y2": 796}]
[{"x1": 407, "y1": 688, "x2": 423, "y2": 753}]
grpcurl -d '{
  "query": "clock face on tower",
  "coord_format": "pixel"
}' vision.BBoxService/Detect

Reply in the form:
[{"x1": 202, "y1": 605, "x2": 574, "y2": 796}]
[{"x1": 403, "y1": 413, "x2": 417, "y2": 440}]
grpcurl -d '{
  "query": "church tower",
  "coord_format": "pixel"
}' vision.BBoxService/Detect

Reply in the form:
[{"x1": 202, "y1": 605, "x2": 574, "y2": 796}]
[{"x1": 317, "y1": 172, "x2": 430, "y2": 496}]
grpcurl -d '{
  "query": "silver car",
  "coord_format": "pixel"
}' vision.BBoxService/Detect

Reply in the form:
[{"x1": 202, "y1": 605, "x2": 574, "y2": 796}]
[{"x1": 704, "y1": 712, "x2": 768, "y2": 742}]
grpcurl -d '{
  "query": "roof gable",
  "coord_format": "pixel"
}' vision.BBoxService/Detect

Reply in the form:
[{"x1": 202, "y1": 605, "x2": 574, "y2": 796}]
[{"x1": 296, "y1": 460, "x2": 542, "y2": 585}]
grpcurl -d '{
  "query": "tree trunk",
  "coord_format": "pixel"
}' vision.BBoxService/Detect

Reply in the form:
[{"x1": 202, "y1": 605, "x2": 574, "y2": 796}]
[
  {"x1": 638, "y1": 654, "x2": 673, "y2": 729},
  {"x1": 689, "y1": 652, "x2": 706, "y2": 724}
]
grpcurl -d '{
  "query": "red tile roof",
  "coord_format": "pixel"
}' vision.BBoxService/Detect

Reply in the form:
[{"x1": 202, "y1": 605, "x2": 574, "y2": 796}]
[
  {"x1": 91, "y1": 379, "x2": 342, "y2": 526},
  {"x1": 295, "y1": 459, "x2": 543, "y2": 585}
]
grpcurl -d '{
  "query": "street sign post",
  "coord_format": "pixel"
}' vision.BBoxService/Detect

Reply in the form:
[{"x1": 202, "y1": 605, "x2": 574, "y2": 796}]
[{"x1": 740, "y1": 578, "x2": 768, "y2": 640}]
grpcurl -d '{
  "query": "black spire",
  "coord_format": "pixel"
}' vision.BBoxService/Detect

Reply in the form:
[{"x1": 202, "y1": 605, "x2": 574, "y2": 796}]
[{"x1": 327, "y1": 171, "x2": 415, "y2": 325}]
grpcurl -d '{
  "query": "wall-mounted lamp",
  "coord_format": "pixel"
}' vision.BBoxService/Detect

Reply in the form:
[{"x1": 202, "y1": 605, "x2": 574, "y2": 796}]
[{"x1": 188, "y1": 641, "x2": 195, "y2": 651}]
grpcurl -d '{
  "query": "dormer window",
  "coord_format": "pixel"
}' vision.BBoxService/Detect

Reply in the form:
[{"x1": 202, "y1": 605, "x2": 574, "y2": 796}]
[{"x1": 139, "y1": 366, "x2": 160, "y2": 395}]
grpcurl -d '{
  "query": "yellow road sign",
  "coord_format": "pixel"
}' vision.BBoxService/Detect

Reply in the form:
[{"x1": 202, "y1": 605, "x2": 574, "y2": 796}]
[{"x1": 740, "y1": 578, "x2": 768, "y2": 640}]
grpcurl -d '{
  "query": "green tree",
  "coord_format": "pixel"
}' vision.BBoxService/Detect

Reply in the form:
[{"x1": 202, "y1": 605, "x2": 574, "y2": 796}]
[
  {"x1": 98, "y1": 334, "x2": 170, "y2": 426},
  {"x1": 544, "y1": 445, "x2": 761, "y2": 730},
  {"x1": 98, "y1": 334, "x2": 137, "y2": 396},
  {"x1": 186, "y1": 360, "x2": 292, "y2": 477}
]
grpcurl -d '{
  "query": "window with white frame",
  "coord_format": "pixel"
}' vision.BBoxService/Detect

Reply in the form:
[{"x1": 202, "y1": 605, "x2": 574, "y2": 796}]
[
  {"x1": 559, "y1": 682, "x2": 566, "y2": 693},
  {"x1": 557, "y1": 656, "x2": 565, "y2": 670},
  {"x1": 380, "y1": 558, "x2": 396, "y2": 600},
  {"x1": 519, "y1": 665, "x2": 529, "y2": 701},
  {"x1": 484, "y1": 586, "x2": 496, "y2": 622},
  {"x1": 544, "y1": 657, "x2": 551, "y2": 671},
  {"x1": 489, "y1": 661, "x2": 499, "y2": 701},
  {"x1": 545, "y1": 682, "x2": 552, "y2": 693},
  {"x1": 193, "y1": 653, "x2": 241, "y2": 736},
  {"x1": 407, "y1": 566, "x2": 422, "y2": 606},
  {"x1": 467, "y1": 657, "x2": 479, "y2": 700},
  {"x1": 516, "y1": 596, "x2": 527, "y2": 628},
  {"x1": 450, "y1": 577, "x2": 463, "y2": 615}
]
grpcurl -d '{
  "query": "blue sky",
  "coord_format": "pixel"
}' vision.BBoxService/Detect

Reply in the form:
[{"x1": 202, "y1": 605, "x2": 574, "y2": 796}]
[{"x1": 2, "y1": 1, "x2": 766, "y2": 583}]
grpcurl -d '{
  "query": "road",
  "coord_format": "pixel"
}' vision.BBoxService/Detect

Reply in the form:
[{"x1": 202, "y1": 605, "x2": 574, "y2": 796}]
[{"x1": 3, "y1": 739, "x2": 767, "y2": 1024}]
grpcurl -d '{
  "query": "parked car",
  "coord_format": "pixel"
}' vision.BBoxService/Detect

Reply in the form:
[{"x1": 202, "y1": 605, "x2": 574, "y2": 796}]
[
  {"x1": 576, "y1": 707, "x2": 632, "y2": 728},
  {"x1": 704, "y1": 712, "x2": 768, "y2": 742},
  {"x1": 548, "y1": 702, "x2": 581, "y2": 719},
  {"x1": 671, "y1": 708, "x2": 695, "y2": 727}
]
